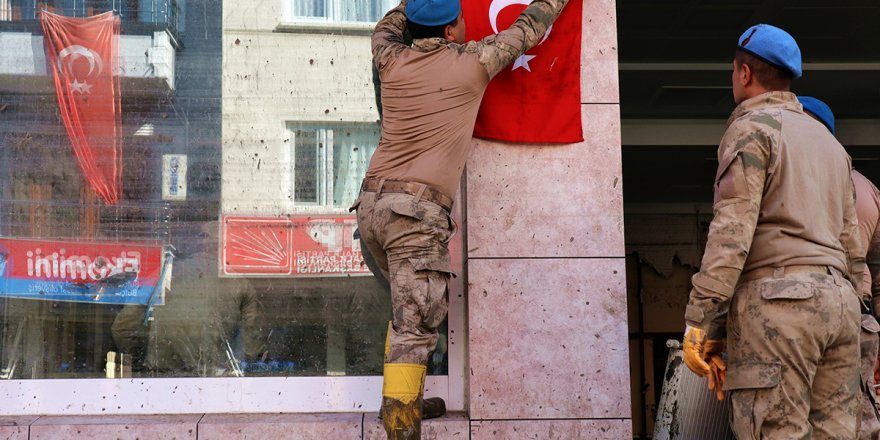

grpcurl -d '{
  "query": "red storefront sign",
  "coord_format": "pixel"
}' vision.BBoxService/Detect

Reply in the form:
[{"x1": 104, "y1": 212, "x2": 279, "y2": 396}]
[
  {"x1": 221, "y1": 216, "x2": 370, "y2": 277},
  {"x1": 0, "y1": 237, "x2": 165, "y2": 305}
]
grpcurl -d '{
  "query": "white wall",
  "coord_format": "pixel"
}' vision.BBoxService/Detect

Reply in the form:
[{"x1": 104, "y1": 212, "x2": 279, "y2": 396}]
[
  {"x1": 222, "y1": 1, "x2": 379, "y2": 216},
  {"x1": 0, "y1": 31, "x2": 175, "y2": 88}
]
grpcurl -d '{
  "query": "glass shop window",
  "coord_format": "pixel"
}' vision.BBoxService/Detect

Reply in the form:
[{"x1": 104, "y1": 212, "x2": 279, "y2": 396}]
[
  {"x1": 0, "y1": 0, "x2": 452, "y2": 386},
  {"x1": 288, "y1": 0, "x2": 397, "y2": 24}
]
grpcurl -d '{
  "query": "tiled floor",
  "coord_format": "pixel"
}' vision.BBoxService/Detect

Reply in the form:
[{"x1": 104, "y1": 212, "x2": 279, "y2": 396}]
[
  {"x1": 1, "y1": 413, "x2": 470, "y2": 440},
  {"x1": 5, "y1": 413, "x2": 632, "y2": 439}
]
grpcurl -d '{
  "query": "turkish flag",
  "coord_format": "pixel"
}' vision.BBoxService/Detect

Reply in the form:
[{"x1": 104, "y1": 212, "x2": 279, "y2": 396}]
[
  {"x1": 40, "y1": 11, "x2": 122, "y2": 205},
  {"x1": 463, "y1": 0, "x2": 583, "y2": 143}
]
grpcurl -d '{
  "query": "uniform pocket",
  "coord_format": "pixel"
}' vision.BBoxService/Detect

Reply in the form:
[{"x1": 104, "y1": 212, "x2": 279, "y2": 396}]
[
  {"x1": 725, "y1": 362, "x2": 781, "y2": 440},
  {"x1": 862, "y1": 314, "x2": 880, "y2": 333},
  {"x1": 760, "y1": 280, "x2": 816, "y2": 300},
  {"x1": 408, "y1": 254, "x2": 452, "y2": 276},
  {"x1": 725, "y1": 362, "x2": 781, "y2": 391},
  {"x1": 444, "y1": 212, "x2": 458, "y2": 245},
  {"x1": 713, "y1": 152, "x2": 747, "y2": 206},
  {"x1": 389, "y1": 200, "x2": 425, "y2": 221}
]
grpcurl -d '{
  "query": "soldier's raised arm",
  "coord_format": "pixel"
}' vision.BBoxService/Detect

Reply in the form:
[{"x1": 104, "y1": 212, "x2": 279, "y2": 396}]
[
  {"x1": 372, "y1": 0, "x2": 408, "y2": 71},
  {"x1": 474, "y1": 0, "x2": 570, "y2": 78}
]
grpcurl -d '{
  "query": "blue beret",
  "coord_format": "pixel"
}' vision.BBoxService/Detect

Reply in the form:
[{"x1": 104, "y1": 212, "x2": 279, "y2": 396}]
[
  {"x1": 406, "y1": 0, "x2": 461, "y2": 26},
  {"x1": 737, "y1": 24, "x2": 802, "y2": 79},
  {"x1": 797, "y1": 96, "x2": 836, "y2": 135}
]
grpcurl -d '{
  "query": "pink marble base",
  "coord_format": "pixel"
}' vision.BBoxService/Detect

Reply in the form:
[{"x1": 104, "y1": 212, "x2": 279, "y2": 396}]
[
  {"x1": 467, "y1": 104, "x2": 624, "y2": 259},
  {"x1": 468, "y1": 258, "x2": 630, "y2": 419},
  {"x1": 0, "y1": 416, "x2": 37, "y2": 440},
  {"x1": 29, "y1": 415, "x2": 201, "y2": 440},
  {"x1": 198, "y1": 413, "x2": 361, "y2": 439},
  {"x1": 471, "y1": 419, "x2": 632, "y2": 439},
  {"x1": 363, "y1": 412, "x2": 470, "y2": 440}
]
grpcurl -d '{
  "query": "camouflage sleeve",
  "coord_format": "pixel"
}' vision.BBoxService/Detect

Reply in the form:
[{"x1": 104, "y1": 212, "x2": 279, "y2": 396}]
[
  {"x1": 869, "y1": 192, "x2": 880, "y2": 317},
  {"x1": 858, "y1": 218, "x2": 873, "y2": 299},
  {"x1": 473, "y1": 0, "x2": 570, "y2": 79},
  {"x1": 854, "y1": 174, "x2": 875, "y2": 298},
  {"x1": 841, "y1": 169, "x2": 867, "y2": 294},
  {"x1": 684, "y1": 118, "x2": 772, "y2": 329},
  {"x1": 372, "y1": 1, "x2": 408, "y2": 72}
]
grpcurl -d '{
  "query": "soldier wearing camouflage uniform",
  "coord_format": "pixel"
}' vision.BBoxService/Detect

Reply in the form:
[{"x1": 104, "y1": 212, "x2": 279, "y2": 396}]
[
  {"x1": 682, "y1": 25, "x2": 865, "y2": 439},
  {"x1": 799, "y1": 95, "x2": 880, "y2": 440},
  {"x1": 351, "y1": 0, "x2": 570, "y2": 438}
]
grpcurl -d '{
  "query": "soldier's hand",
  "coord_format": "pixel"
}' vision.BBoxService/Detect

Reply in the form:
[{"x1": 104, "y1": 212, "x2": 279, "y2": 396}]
[
  {"x1": 682, "y1": 326, "x2": 712, "y2": 377},
  {"x1": 706, "y1": 354, "x2": 726, "y2": 401},
  {"x1": 703, "y1": 337, "x2": 726, "y2": 400}
]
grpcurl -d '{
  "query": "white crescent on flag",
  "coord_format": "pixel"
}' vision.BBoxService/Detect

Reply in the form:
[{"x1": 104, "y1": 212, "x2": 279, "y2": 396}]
[
  {"x1": 57, "y1": 45, "x2": 104, "y2": 93},
  {"x1": 488, "y1": 0, "x2": 553, "y2": 72},
  {"x1": 488, "y1": 0, "x2": 553, "y2": 43}
]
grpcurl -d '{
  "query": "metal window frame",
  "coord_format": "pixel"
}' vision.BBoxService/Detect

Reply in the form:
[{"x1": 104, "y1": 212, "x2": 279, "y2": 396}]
[
  {"x1": 0, "y1": 258, "x2": 467, "y2": 414},
  {"x1": 282, "y1": 0, "x2": 389, "y2": 25}
]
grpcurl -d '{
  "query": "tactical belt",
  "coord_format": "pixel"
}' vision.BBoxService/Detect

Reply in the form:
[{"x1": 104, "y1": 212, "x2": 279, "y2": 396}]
[
  {"x1": 739, "y1": 264, "x2": 829, "y2": 283},
  {"x1": 361, "y1": 178, "x2": 453, "y2": 211}
]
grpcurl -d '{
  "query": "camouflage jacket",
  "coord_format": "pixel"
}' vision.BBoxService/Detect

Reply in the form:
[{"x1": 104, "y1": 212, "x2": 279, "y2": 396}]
[
  {"x1": 366, "y1": 0, "x2": 570, "y2": 199},
  {"x1": 685, "y1": 92, "x2": 864, "y2": 329},
  {"x1": 372, "y1": 0, "x2": 570, "y2": 79}
]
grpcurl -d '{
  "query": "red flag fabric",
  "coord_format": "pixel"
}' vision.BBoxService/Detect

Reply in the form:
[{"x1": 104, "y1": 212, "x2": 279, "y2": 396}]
[
  {"x1": 40, "y1": 11, "x2": 122, "y2": 205},
  {"x1": 463, "y1": 0, "x2": 583, "y2": 143}
]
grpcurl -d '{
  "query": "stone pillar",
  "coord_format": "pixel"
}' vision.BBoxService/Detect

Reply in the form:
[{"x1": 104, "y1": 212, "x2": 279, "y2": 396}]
[{"x1": 466, "y1": 0, "x2": 630, "y2": 437}]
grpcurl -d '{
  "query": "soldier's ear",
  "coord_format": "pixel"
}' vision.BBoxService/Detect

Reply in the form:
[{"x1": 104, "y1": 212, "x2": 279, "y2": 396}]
[{"x1": 739, "y1": 63, "x2": 753, "y2": 86}]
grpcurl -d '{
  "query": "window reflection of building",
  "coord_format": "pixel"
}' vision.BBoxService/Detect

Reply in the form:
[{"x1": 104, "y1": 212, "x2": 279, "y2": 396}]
[
  {"x1": 290, "y1": 0, "x2": 396, "y2": 23},
  {"x1": 290, "y1": 123, "x2": 380, "y2": 212},
  {"x1": 0, "y1": 0, "x2": 194, "y2": 380},
  {"x1": 110, "y1": 222, "x2": 269, "y2": 377},
  {"x1": 1, "y1": 0, "x2": 181, "y2": 31}
]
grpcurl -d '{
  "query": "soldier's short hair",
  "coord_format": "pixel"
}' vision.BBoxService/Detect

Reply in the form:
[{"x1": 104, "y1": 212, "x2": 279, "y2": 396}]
[
  {"x1": 406, "y1": 16, "x2": 459, "y2": 40},
  {"x1": 735, "y1": 49, "x2": 793, "y2": 91}
]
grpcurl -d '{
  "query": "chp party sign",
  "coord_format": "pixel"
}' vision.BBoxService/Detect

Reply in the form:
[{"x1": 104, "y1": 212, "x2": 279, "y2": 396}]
[
  {"x1": 222, "y1": 215, "x2": 371, "y2": 277},
  {"x1": 0, "y1": 238, "x2": 165, "y2": 305}
]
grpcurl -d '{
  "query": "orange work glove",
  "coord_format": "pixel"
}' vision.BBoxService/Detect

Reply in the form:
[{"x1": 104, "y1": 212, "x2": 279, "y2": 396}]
[
  {"x1": 683, "y1": 326, "x2": 711, "y2": 376},
  {"x1": 683, "y1": 326, "x2": 727, "y2": 401},
  {"x1": 704, "y1": 339, "x2": 726, "y2": 401}
]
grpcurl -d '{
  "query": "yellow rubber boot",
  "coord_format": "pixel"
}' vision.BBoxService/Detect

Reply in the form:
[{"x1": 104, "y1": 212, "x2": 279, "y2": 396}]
[{"x1": 381, "y1": 363, "x2": 426, "y2": 440}]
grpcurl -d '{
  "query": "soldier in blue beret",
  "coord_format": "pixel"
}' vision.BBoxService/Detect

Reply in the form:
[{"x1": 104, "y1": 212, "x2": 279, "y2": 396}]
[
  {"x1": 353, "y1": 0, "x2": 572, "y2": 438},
  {"x1": 683, "y1": 24, "x2": 864, "y2": 438},
  {"x1": 800, "y1": 95, "x2": 880, "y2": 440},
  {"x1": 799, "y1": 96, "x2": 836, "y2": 134}
]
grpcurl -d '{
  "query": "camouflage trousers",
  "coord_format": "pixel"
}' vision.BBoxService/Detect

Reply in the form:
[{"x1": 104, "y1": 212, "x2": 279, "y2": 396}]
[
  {"x1": 725, "y1": 268, "x2": 861, "y2": 440},
  {"x1": 352, "y1": 190, "x2": 454, "y2": 365},
  {"x1": 860, "y1": 314, "x2": 880, "y2": 440}
]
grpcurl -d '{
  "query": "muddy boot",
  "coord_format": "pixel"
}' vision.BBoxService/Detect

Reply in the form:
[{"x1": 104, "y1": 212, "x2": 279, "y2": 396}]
[
  {"x1": 381, "y1": 363, "x2": 426, "y2": 440},
  {"x1": 422, "y1": 397, "x2": 446, "y2": 420},
  {"x1": 378, "y1": 397, "x2": 445, "y2": 421}
]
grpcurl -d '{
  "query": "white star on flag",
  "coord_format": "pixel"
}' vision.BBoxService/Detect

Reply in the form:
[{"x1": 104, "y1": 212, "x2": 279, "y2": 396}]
[
  {"x1": 70, "y1": 80, "x2": 92, "y2": 94},
  {"x1": 511, "y1": 54, "x2": 535, "y2": 72}
]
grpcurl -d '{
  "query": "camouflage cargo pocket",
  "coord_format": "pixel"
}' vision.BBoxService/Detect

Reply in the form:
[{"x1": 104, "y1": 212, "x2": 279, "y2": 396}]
[
  {"x1": 389, "y1": 198, "x2": 454, "y2": 244},
  {"x1": 862, "y1": 314, "x2": 880, "y2": 333},
  {"x1": 725, "y1": 362, "x2": 781, "y2": 440},
  {"x1": 760, "y1": 279, "x2": 816, "y2": 300},
  {"x1": 407, "y1": 254, "x2": 453, "y2": 277},
  {"x1": 389, "y1": 199, "x2": 426, "y2": 221}
]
